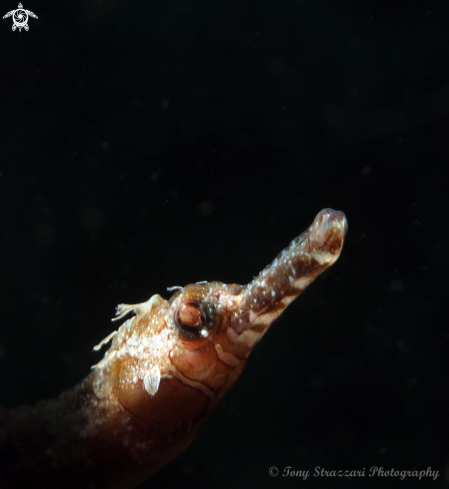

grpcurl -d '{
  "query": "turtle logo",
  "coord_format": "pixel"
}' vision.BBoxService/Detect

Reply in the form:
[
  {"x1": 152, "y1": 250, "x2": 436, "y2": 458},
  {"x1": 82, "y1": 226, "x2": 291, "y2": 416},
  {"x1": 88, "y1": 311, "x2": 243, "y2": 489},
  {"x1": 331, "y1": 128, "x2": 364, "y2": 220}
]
[{"x1": 3, "y1": 3, "x2": 38, "y2": 32}]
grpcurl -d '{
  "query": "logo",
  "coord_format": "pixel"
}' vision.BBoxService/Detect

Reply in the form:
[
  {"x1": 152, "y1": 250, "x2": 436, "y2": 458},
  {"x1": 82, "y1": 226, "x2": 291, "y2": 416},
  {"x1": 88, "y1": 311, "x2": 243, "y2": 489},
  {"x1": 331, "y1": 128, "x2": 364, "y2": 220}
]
[{"x1": 3, "y1": 3, "x2": 38, "y2": 32}]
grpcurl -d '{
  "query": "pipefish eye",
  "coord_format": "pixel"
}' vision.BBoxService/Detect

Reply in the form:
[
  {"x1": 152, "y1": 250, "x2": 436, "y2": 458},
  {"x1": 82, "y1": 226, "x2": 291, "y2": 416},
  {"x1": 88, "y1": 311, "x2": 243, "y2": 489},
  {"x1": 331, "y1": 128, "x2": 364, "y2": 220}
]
[{"x1": 174, "y1": 301, "x2": 216, "y2": 340}]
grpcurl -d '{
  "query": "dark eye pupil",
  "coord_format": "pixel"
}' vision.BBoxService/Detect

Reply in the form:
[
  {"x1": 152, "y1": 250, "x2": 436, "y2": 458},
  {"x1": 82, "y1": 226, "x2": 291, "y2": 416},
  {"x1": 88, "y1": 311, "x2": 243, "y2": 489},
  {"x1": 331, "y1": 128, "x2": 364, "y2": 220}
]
[
  {"x1": 174, "y1": 300, "x2": 216, "y2": 340},
  {"x1": 178, "y1": 304, "x2": 202, "y2": 328}
]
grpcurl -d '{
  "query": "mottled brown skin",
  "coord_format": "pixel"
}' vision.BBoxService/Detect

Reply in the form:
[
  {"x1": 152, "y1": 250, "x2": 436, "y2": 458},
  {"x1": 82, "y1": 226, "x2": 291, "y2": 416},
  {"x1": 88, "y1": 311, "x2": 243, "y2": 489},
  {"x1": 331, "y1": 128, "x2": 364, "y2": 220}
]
[{"x1": 0, "y1": 209, "x2": 347, "y2": 489}]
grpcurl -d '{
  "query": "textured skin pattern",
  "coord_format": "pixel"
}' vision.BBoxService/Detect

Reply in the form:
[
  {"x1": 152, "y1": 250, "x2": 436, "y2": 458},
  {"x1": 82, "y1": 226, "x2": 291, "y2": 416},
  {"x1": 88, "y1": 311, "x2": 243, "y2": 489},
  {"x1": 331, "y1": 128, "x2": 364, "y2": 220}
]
[{"x1": 0, "y1": 209, "x2": 347, "y2": 489}]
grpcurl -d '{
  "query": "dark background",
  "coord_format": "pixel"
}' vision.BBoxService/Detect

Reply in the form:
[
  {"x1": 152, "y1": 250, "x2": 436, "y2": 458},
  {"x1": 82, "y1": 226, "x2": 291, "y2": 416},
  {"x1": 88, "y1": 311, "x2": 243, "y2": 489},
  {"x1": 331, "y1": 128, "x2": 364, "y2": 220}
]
[{"x1": 0, "y1": 0, "x2": 448, "y2": 487}]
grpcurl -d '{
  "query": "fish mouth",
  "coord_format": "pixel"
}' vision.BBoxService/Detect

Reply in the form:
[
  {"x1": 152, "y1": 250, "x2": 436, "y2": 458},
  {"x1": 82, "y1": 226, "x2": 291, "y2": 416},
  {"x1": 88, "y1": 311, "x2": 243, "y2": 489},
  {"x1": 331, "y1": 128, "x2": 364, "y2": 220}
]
[{"x1": 307, "y1": 208, "x2": 348, "y2": 251}]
